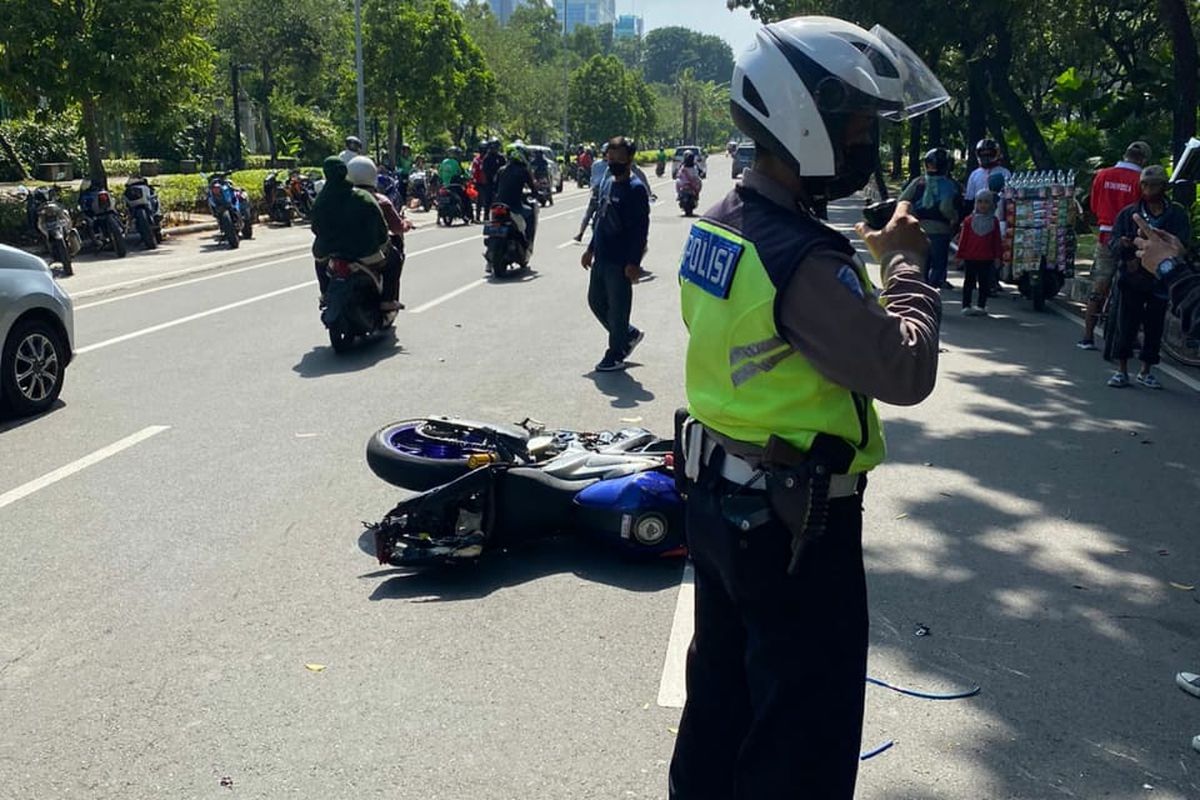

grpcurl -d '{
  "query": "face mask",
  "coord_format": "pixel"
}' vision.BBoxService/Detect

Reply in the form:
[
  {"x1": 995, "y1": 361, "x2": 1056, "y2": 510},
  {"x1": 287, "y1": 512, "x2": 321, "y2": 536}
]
[
  {"x1": 608, "y1": 161, "x2": 630, "y2": 177},
  {"x1": 822, "y1": 142, "x2": 877, "y2": 201}
]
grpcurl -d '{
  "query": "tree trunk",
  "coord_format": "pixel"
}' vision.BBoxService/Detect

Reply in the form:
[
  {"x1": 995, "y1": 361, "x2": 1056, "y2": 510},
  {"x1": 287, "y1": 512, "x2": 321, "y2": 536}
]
[
  {"x1": 987, "y1": 27, "x2": 1056, "y2": 169},
  {"x1": 907, "y1": 115, "x2": 923, "y2": 180},
  {"x1": 204, "y1": 113, "x2": 220, "y2": 170},
  {"x1": 927, "y1": 107, "x2": 942, "y2": 149},
  {"x1": 80, "y1": 96, "x2": 107, "y2": 184},
  {"x1": 966, "y1": 59, "x2": 990, "y2": 172},
  {"x1": 387, "y1": 108, "x2": 398, "y2": 169},
  {"x1": 0, "y1": 129, "x2": 29, "y2": 181},
  {"x1": 260, "y1": 66, "x2": 277, "y2": 162},
  {"x1": 1159, "y1": 0, "x2": 1198, "y2": 206}
]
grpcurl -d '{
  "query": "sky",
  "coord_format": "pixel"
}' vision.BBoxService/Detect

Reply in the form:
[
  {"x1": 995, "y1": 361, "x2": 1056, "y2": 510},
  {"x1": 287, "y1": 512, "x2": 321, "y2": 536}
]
[{"x1": 616, "y1": 0, "x2": 765, "y2": 57}]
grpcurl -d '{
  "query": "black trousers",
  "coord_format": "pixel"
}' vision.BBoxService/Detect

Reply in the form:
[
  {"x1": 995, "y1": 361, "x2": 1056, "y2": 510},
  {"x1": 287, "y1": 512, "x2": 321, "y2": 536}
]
[
  {"x1": 587, "y1": 259, "x2": 636, "y2": 359},
  {"x1": 1114, "y1": 282, "x2": 1169, "y2": 365},
  {"x1": 962, "y1": 259, "x2": 991, "y2": 309},
  {"x1": 669, "y1": 480, "x2": 868, "y2": 800}
]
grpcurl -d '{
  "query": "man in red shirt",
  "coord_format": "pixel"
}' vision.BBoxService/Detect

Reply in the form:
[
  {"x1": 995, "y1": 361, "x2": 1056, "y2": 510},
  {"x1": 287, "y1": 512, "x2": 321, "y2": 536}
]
[{"x1": 1078, "y1": 140, "x2": 1151, "y2": 349}]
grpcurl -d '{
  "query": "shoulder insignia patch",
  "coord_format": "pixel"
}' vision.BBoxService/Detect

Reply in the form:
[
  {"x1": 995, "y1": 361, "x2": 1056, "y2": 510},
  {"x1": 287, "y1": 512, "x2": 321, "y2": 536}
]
[
  {"x1": 679, "y1": 225, "x2": 743, "y2": 299},
  {"x1": 836, "y1": 264, "x2": 866, "y2": 299}
]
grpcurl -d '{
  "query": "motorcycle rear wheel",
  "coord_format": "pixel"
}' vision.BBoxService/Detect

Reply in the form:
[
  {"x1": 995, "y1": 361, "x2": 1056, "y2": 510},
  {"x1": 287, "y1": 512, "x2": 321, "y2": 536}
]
[
  {"x1": 367, "y1": 419, "x2": 503, "y2": 491},
  {"x1": 109, "y1": 216, "x2": 128, "y2": 258},
  {"x1": 329, "y1": 327, "x2": 354, "y2": 354},
  {"x1": 135, "y1": 209, "x2": 156, "y2": 250}
]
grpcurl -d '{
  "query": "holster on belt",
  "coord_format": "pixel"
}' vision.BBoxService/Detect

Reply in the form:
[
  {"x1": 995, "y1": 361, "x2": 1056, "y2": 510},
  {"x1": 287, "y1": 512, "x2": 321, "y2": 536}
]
[
  {"x1": 672, "y1": 408, "x2": 690, "y2": 498},
  {"x1": 762, "y1": 433, "x2": 855, "y2": 575}
]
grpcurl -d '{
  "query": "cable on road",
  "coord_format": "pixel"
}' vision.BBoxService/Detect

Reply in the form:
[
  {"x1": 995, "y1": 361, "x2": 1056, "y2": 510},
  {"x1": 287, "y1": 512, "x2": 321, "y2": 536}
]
[{"x1": 859, "y1": 676, "x2": 982, "y2": 761}]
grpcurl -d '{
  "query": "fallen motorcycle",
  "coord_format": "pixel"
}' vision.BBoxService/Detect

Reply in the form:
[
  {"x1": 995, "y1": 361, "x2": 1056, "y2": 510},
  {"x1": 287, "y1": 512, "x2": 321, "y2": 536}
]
[{"x1": 365, "y1": 417, "x2": 686, "y2": 567}]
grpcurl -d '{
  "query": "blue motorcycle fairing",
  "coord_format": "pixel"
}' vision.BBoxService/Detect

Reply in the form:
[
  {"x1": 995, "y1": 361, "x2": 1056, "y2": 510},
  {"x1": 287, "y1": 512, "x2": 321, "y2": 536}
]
[{"x1": 573, "y1": 470, "x2": 681, "y2": 513}]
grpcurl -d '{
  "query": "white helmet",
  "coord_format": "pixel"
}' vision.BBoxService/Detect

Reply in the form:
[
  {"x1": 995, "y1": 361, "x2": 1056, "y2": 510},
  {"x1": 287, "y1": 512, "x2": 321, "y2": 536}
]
[
  {"x1": 347, "y1": 156, "x2": 378, "y2": 188},
  {"x1": 730, "y1": 16, "x2": 948, "y2": 200}
]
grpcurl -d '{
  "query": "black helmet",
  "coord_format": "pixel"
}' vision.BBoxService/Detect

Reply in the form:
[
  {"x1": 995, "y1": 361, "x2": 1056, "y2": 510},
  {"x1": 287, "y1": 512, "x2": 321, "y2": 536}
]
[
  {"x1": 923, "y1": 147, "x2": 950, "y2": 175},
  {"x1": 975, "y1": 138, "x2": 999, "y2": 165},
  {"x1": 345, "y1": 135, "x2": 363, "y2": 152}
]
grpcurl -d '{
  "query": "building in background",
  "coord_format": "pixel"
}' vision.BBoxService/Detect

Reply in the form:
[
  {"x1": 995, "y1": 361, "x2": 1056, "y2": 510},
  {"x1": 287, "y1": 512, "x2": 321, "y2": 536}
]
[
  {"x1": 492, "y1": 0, "x2": 540, "y2": 25},
  {"x1": 552, "y1": 0, "x2": 616, "y2": 33},
  {"x1": 613, "y1": 13, "x2": 643, "y2": 39}
]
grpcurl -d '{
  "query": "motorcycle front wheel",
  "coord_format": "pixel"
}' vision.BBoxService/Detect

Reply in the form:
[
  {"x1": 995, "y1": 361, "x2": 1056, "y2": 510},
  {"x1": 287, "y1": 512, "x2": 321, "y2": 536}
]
[
  {"x1": 135, "y1": 209, "x2": 156, "y2": 250},
  {"x1": 220, "y1": 212, "x2": 240, "y2": 249},
  {"x1": 108, "y1": 215, "x2": 128, "y2": 258},
  {"x1": 51, "y1": 238, "x2": 73, "y2": 276}
]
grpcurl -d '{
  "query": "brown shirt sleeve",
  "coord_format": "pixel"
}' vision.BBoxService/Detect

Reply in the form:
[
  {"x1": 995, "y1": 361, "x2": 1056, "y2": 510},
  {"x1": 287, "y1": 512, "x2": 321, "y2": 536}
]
[{"x1": 777, "y1": 250, "x2": 941, "y2": 406}]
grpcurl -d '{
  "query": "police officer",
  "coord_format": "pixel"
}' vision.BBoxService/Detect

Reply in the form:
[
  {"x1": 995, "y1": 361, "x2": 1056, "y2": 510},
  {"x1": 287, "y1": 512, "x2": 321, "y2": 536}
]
[{"x1": 670, "y1": 17, "x2": 946, "y2": 799}]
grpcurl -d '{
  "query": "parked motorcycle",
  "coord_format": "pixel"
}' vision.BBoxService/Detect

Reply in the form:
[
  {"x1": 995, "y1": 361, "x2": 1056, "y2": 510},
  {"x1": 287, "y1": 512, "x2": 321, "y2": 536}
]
[
  {"x1": 436, "y1": 185, "x2": 472, "y2": 226},
  {"x1": 287, "y1": 170, "x2": 317, "y2": 218},
  {"x1": 77, "y1": 180, "x2": 128, "y2": 258},
  {"x1": 263, "y1": 171, "x2": 296, "y2": 226},
  {"x1": 483, "y1": 202, "x2": 536, "y2": 278},
  {"x1": 365, "y1": 416, "x2": 685, "y2": 567},
  {"x1": 320, "y1": 255, "x2": 397, "y2": 353},
  {"x1": 678, "y1": 188, "x2": 698, "y2": 217},
  {"x1": 20, "y1": 185, "x2": 81, "y2": 275},
  {"x1": 122, "y1": 177, "x2": 164, "y2": 250},
  {"x1": 204, "y1": 173, "x2": 254, "y2": 249}
]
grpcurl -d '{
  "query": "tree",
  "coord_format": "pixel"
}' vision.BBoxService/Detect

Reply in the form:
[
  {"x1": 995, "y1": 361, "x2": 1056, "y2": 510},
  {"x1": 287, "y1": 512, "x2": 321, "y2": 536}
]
[
  {"x1": 569, "y1": 55, "x2": 655, "y2": 144},
  {"x1": 643, "y1": 27, "x2": 733, "y2": 85},
  {"x1": 0, "y1": 0, "x2": 216, "y2": 181},
  {"x1": 1157, "y1": 0, "x2": 1198, "y2": 204},
  {"x1": 215, "y1": 0, "x2": 350, "y2": 163}
]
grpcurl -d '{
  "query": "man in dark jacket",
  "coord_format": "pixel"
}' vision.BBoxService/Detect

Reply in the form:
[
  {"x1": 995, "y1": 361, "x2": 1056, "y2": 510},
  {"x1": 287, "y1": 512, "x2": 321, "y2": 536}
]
[
  {"x1": 1105, "y1": 165, "x2": 1191, "y2": 389},
  {"x1": 310, "y1": 156, "x2": 389, "y2": 300},
  {"x1": 480, "y1": 139, "x2": 505, "y2": 218},
  {"x1": 581, "y1": 135, "x2": 650, "y2": 372}
]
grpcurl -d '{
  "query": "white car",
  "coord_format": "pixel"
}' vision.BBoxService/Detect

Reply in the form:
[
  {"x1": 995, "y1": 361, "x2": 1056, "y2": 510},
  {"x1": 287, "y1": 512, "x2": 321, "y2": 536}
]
[
  {"x1": 671, "y1": 146, "x2": 708, "y2": 180},
  {"x1": 0, "y1": 244, "x2": 75, "y2": 417}
]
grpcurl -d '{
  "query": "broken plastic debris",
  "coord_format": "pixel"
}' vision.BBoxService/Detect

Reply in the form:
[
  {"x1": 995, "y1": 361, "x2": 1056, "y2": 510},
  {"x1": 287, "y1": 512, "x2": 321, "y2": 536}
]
[
  {"x1": 1072, "y1": 584, "x2": 1088, "y2": 590},
  {"x1": 1114, "y1": 548, "x2": 1131, "y2": 554},
  {"x1": 894, "y1": 513, "x2": 909, "y2": 520},
  {"x1": 668, "y1": 726, "x2": 679, "y2": 735},
  {"x1": 620, "y1": 417, "x2": 643, "y2": 423},
  {"x1": 938, "y1": 491, "x2": 953, "y2": 497},
  {"x1": 1158, "y1": 549, "x2": 1171, "y2": 556},
  {"x1": 1170, "y1": 582, "x2": 1195, "y2": 591},
  {"x1": 220, "y1": 776, "x2": 234, "y2": 789},
  {"x1": 1141, "y1": 440, "x2": 1153, "y2": 445},
  {"x1": 294, "y1": 433, "x2": 319, "y2": 438},
  {"x1": 642, "y1": 703, "x2": 650, "y2": 710},
  {"x1": 914, "y1": 624, "x2": 930, "y2": 637},
  {"x1": 923, "y1": 462, "x2": 933, "y2": 467},
  {"x1": 304, "y1": 663, "x2": 326, "y2": 672}
]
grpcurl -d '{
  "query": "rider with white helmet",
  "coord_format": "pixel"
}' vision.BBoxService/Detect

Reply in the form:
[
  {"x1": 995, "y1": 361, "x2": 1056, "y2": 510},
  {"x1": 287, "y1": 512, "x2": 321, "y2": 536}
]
[
  {"x1": 670, "y1": 16, "x2": 947, "y2": 799},
  {"x1": 348, "y1": 156, "x2": 408, "y2": 311}
]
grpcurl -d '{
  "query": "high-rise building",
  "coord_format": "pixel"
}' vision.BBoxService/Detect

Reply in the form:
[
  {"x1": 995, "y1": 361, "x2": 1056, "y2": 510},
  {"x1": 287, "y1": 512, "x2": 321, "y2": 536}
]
[
  {"x1": 552, "y1": 0, "x2": 616, "y2": 34},
  {"x1": 492, "y1": 0, "x2": 539, "y2": 25},
  {"x1": 613, "y1": 13, "x2": 643, "y2": 40}
]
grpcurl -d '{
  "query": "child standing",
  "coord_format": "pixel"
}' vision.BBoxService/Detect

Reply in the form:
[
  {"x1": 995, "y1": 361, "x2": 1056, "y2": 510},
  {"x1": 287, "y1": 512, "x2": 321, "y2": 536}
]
[{"x1": 955, "y1": 189, "x2": 1003, "y2": 315}]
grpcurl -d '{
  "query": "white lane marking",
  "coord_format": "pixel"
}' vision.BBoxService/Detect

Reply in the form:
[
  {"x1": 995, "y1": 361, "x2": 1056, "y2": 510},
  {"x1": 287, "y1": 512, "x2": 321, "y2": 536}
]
[
  {"x1": 657, "y1": 562, "x2": 694, "y2": 708},
  {"x1": 1049, "y1": 302, "x2": 1200, "y2": 392},
  {"x1": 75, "y1": 281, "x2": 316, "y2": 354},
  {"x1": 0, "y1": 426, "x2": 170, "y2": 511},
  {"x1": 409, "y1": 279, "x2": 488, "y2": 314},
  {"x1": 557, "y1": 240, "x2": 583, "y2": 249},
  {"x1": 75, "y1": 253, "x2": 311, "y2": 310}
]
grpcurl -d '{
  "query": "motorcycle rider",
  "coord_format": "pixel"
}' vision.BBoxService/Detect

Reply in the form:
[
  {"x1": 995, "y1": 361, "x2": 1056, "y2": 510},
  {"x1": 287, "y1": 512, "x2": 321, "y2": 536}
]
[
  {"x1": 439, "y1": 146, "x2": 471, "y2": 221},
  {"x1": 493, "y1": 141, "x2": 539, "y2": 258},
  {"x1": 675, "y1": 151, "x2": 703, "y2": 207},
  {"x1": 964, "y1": 138, "x2": 1011, "y2": 201},
  {"x1": 530, "y1": 147, "x2": 551, "y2": 192},
  {"x1": 310, "y1": 156, "x2": 389, "y2": 306},
  {"x1": 656, "y1": 146, "x2": 668, "y2": 177},
  {"x1": 348, "y1": 156, "x2": 410, "y2": 312},
  {"x1": 900, "y1": 147, "x2": 961, "y2": 288},
  {"x1": 480, "y1": 138, "x2": 506, "y2": 218},
  {"x1": 338, "y1": 135, "x2": 364, "y2": 163},
  {"x1": 471, "y1": 143, "x2": 488, "y2": 222},
  {"x1": 669, "y1": 17, "x2": 944, "y2": 799}
]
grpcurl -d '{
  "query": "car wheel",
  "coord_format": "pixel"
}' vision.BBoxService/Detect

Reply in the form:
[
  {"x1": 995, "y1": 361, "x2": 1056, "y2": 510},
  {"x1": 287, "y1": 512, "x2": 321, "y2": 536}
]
[{"x1": 1, "y1": 318, "x2": 67, "y2": 417}]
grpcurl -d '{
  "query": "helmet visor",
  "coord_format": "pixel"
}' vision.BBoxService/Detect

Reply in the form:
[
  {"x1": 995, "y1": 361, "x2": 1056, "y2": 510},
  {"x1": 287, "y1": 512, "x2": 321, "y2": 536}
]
[{"x1": 870, "y1": 25, "x2": 949, "y2": 120}]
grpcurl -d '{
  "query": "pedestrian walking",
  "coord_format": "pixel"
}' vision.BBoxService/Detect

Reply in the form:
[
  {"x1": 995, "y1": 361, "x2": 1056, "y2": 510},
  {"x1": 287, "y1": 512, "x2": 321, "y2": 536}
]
[
  {"x1": 1078, "y1": 140, "x2": 1151, "y2": 349},
  {"x1": 1106, "y1": 165, "x2": 1191, "y2": 389},
  {"x1": 900, "y1": 148, "x2": 960, "y2": 288},
  {"x1": 955, "y1": 189, "x2": 1003, "y2": 315},
  {"x1": 669, "y1": 16, "x2": 944, "y2": 800},
  {"x1": 581, "y1": 136, "x2": 649, "y2": 373}
]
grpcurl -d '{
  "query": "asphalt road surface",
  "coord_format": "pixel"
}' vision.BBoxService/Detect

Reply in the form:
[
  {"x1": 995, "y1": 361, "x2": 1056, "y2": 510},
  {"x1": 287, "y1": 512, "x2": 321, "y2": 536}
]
[{"x1": 3, "y1": 165, "x2": 1200, "y2": 799}]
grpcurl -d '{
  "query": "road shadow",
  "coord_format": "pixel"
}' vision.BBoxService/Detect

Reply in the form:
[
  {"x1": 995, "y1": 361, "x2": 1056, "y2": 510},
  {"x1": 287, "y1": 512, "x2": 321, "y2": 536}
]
[
  {"x1": 853, "y1": 296, "x2": 1200, "y2": 798},
  {"x1": 0, "y1": 398, "x2": 66, "y2": 429},
  {"x1": 363, "y1": 533, "x2": 683, "y2": 602},
  {"x1": 292, "y1": 330, "x2": 406, "y2": 378},
  {"x1": 487, "y1": 267, "x2": 541, "y2": 284},
  {"x1": 583, "y1": 365, "x2": 656, "y2": 409}
]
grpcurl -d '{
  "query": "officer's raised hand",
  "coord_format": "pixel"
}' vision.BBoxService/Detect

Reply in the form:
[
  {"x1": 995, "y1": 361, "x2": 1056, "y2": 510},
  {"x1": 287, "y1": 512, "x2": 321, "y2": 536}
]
[{"x1": 854, "y1": 200, "x2": 930, "y2": 279}]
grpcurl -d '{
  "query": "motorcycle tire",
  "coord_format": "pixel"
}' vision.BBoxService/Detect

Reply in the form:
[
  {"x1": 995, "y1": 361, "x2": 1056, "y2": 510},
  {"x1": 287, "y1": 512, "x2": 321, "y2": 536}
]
[
  {"x1": 631, "y1": 511, "x2": 670, "y2": 548},
  {"x1": 1031, "y1": 274, "x2": 1045, "y2": 312},
  {"x1": 329, "y1": 326, "x2": 355, "y2": 354},
  {"x1": 135, "y1": 210, "x2": 156, "y2": 250},
  {"x1": 367, "y1": 419, "x2": 499, "y2": 491},
  {"x1": 51, "y1": 238, "x2": 73, "y2": 277},
  {"x1": 422, "y1": 198, "x2": 432, "y2": 213},
  {"x1": 242, "y1": 217, "x2": 254, "y2": 240},
  {"x1": 109, "y1": 216, "x2": 128, "y2": 258},
  {"x1": 220, "y1": 212, "x2": 239, "y2": 249}
]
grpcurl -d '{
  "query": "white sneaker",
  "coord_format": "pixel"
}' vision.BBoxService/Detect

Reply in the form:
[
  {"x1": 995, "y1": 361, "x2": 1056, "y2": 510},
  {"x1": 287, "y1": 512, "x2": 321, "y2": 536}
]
[
  {"x1": 961, "y1": 306, "x2": 972, "y2": 316},
  {"x1": 1177, "y1": 671, "x2": 1200, "y2": 698}
]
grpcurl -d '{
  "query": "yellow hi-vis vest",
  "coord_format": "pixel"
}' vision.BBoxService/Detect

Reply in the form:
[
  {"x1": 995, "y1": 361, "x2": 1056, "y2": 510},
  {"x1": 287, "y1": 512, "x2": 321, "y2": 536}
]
[{"x1": 679, "y1": 218, "x2": 886, "y2": 474}]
